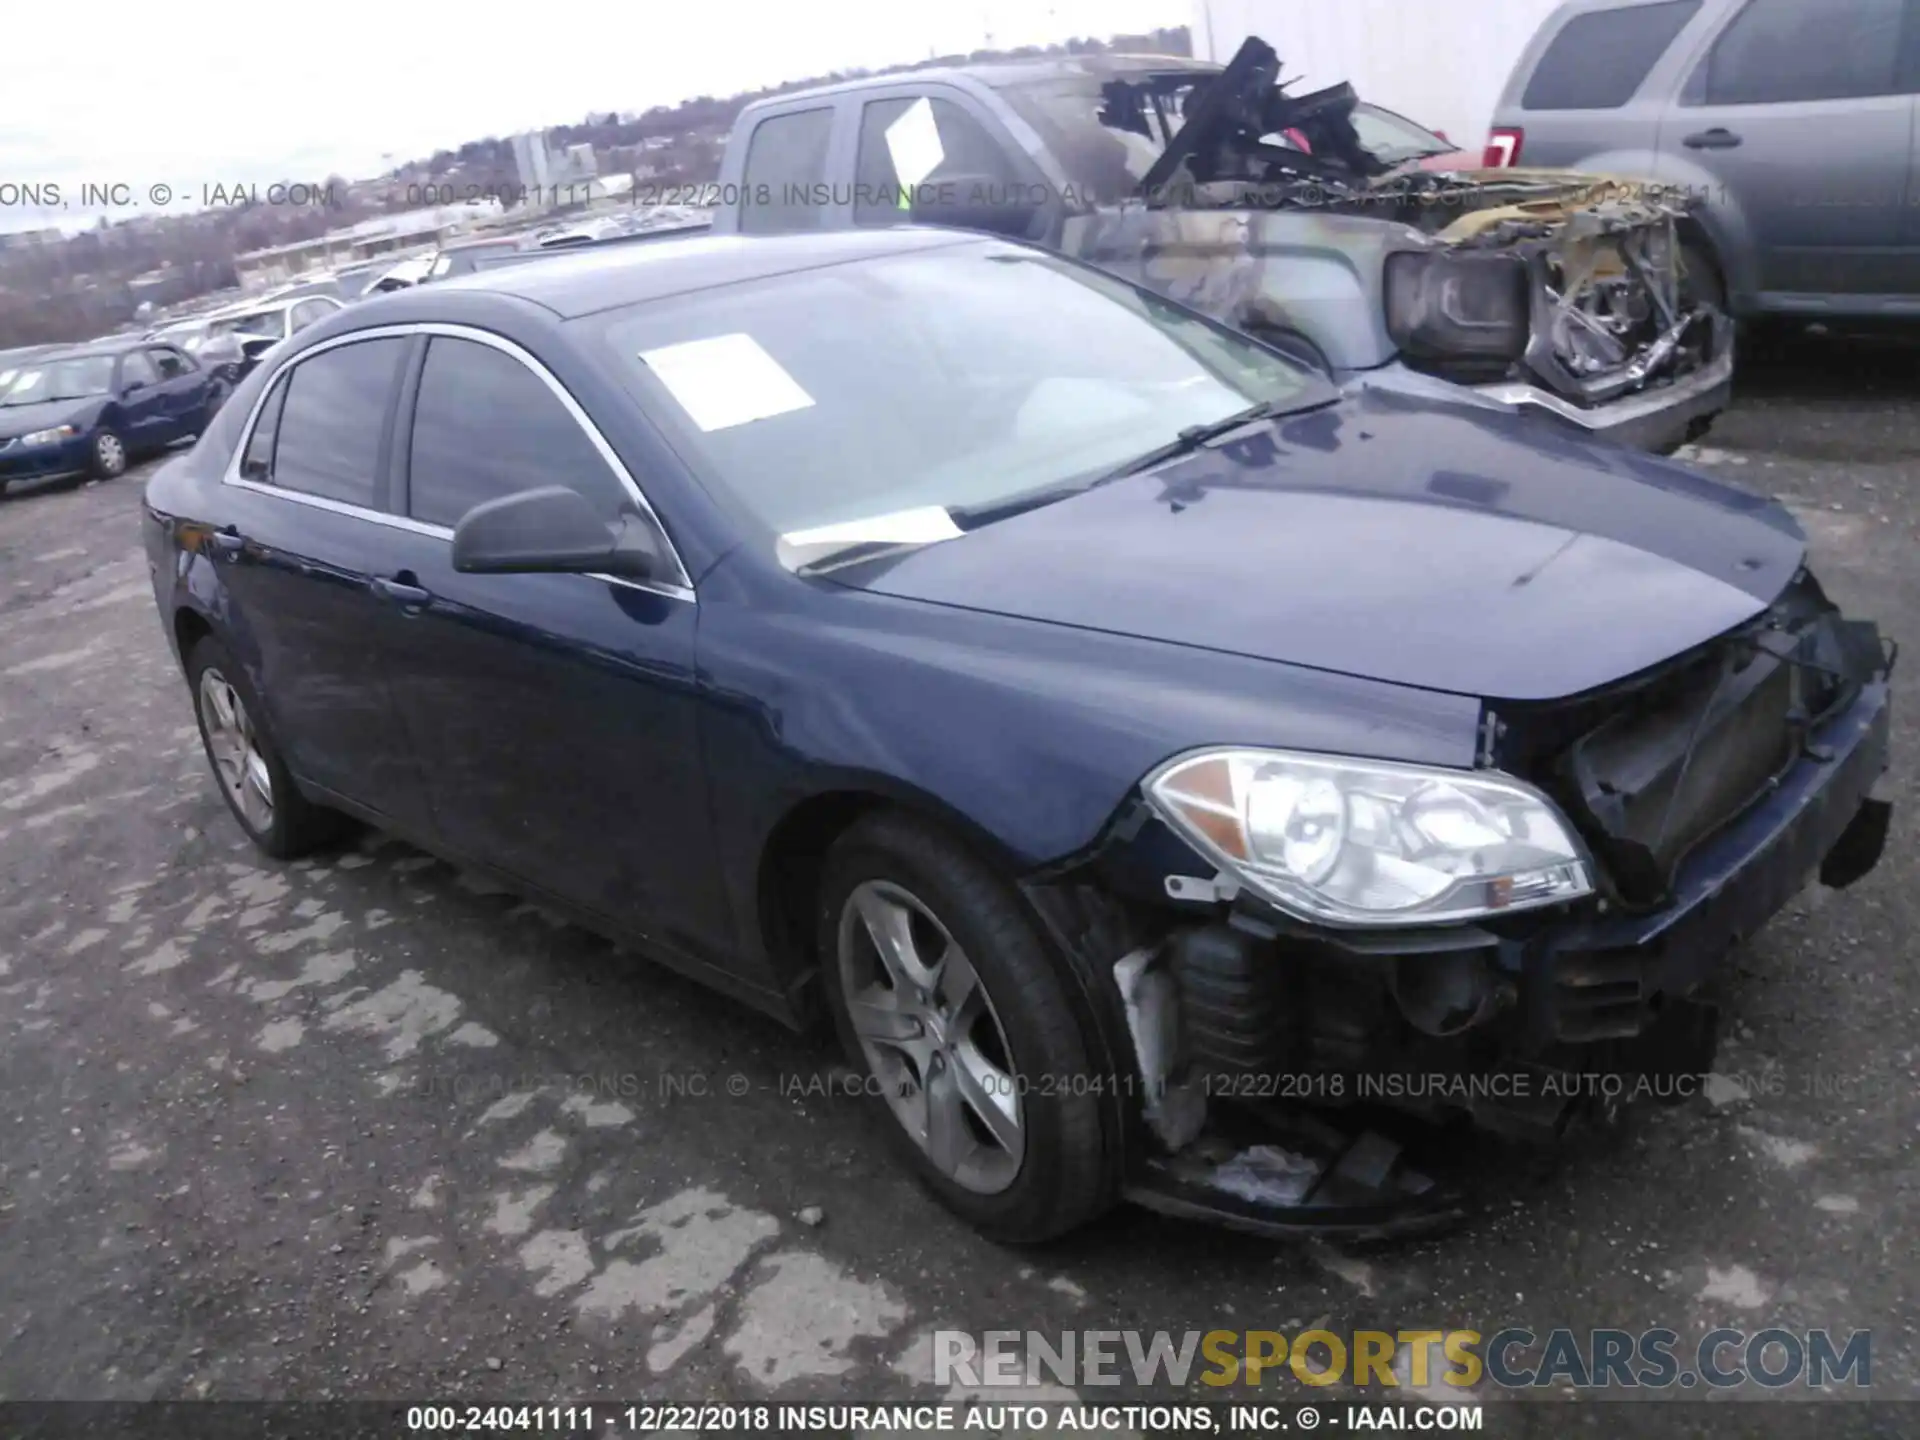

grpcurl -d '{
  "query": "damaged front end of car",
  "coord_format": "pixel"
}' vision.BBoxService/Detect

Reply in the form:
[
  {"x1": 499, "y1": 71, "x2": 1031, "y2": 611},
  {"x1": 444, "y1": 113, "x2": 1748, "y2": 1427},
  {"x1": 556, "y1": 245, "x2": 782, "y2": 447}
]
[
  {"x1": 1025, "y1": 572, "x2": 1893, "y2": 1239},
  {"x1": 1060, "y1": 38, "x2": 1732, "y2": 449}
]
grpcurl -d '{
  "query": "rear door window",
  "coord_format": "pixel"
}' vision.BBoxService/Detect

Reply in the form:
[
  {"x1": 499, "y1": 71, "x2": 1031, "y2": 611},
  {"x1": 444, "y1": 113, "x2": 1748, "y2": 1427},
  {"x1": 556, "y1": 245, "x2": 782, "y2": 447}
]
[
  {"x1": 1695, "y1": 0, "x2": 1908, "y2": 104},
  {"x1": 406, "y1": 336, "x2": 630, "y2": 529},
  {"x1": 852, "y1": 96, "x2": 1021, "y2": 225},
  {"x1": 1522, "y1": 0, "x2": 1702, "y2": 109},
  {"x1": 738, "y1": 108, "x2": 834, "y2": 234},
  {"x1": 266, "y1": 339, "x2": 406, "y2": 507},
  {"x1": 119, "y1": 350, "x2": 158, "y2": 388},
  {"x1": 149, "y1": 346, "x2": 194, "y2": 380}
]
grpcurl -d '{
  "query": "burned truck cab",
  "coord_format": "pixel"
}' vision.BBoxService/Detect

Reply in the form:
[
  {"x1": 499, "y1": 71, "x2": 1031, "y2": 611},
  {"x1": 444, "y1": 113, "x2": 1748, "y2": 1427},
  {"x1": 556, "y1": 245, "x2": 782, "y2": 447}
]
[{"x1": 1036, "y1": 37, "x2": 1736, "y2": 454}]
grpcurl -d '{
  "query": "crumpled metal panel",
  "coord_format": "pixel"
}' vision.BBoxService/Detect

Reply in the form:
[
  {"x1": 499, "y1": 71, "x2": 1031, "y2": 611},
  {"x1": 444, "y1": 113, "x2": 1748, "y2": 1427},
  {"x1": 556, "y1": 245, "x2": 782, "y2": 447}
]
[{"x1": 1062, "y1": 207, "x2": 1418, "y2": 371}]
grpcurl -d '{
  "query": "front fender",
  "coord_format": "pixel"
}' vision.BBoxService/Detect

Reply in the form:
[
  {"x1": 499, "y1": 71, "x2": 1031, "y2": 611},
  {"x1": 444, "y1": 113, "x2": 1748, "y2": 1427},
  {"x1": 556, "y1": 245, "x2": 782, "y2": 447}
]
[
  {"x1": 1062, "y1": 209, "x2": 1412, "y2": 372},
  {"x1": 1570, "y1": 147, "x2": 1754, "y2": 306},
  {"x1": 695, "y1": 556, "x2": 1484, "y2": 971}
]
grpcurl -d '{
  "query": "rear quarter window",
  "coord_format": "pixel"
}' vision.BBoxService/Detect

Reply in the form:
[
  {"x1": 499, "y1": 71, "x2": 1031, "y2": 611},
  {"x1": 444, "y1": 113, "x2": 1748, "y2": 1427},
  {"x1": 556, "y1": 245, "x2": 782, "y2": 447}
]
[
  {"x1": 738, "y1": 108, "x2": 834, "y2": 234},
  {"x1": 1521, "y1": 0, "x2": 1703, "y2": 109}
]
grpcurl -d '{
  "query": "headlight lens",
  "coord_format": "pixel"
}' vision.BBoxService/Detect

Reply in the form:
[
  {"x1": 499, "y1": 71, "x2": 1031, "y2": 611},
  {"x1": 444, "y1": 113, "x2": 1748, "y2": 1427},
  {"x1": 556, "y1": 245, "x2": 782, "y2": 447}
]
[
  {"x1": 1384, "y1": 250, "x2": 1529, "y2": 361},
  {"x1": 20, "y1": 425, "x2": 79, "y2": 446},
  {"x1": 1146, "y1": 748, "x2": 1592, "y2": 927}
]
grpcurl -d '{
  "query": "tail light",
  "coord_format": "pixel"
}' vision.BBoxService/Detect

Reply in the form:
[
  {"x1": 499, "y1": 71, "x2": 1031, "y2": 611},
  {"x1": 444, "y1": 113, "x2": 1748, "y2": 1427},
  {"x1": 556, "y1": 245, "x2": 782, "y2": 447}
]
[{"x1": 1483, "y1": 127, "x2": 1524, "y2": 168}]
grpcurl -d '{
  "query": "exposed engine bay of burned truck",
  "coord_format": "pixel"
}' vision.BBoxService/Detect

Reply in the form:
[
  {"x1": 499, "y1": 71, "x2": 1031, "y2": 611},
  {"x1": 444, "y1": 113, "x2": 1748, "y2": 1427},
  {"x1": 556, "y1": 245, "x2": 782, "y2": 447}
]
[{"x1": 1074, "y1": 38, "x2": 1729, "y2": 419}]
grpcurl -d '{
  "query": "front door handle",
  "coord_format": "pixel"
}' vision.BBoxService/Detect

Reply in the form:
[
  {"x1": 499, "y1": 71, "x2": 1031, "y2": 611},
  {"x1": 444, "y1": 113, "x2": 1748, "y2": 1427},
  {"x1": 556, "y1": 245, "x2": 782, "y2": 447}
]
[
  {"x1": 1683, "y1": 128, "x2": 1742, "y2": 150},
  {"x1": 371, "y1": 574, "x2": 432, "y2": 609},
  {"x1": 209, "y1": 525, "x2": 245, "y2": 557}
]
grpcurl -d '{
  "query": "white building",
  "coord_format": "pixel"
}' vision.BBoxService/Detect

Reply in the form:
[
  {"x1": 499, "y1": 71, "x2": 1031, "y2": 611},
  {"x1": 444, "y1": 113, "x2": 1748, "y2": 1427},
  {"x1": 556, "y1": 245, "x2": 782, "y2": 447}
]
[
  {"x1": 1192, "y1": 0, "x2": 1563, "y2": 158},
  {"x1": 233, "y1": 202, "x2": 504, "y2": 290}
]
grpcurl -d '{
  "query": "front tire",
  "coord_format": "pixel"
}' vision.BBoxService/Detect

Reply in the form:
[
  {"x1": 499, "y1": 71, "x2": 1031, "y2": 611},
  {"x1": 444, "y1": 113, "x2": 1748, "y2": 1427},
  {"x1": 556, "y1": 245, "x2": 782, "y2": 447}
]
[
  {"x1": 817, "y1": 811, "x2": 1114, "y2": 1242},
  {"x1": 202, "y1": 378, "x2": 231, "y2": 421},
  {"x1": 186, "y1": 634, "x2": 348, "y2": 859},
  {"x1": 90, "y1": 428, "x2": 127, "y2": 479}
]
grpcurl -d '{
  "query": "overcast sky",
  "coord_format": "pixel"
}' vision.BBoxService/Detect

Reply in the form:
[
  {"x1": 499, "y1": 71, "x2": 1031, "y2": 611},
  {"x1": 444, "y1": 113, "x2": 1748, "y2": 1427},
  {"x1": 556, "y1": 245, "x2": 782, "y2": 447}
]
[{"x1": 0, "y1": 0, "x2": 1187, "y2": 233}]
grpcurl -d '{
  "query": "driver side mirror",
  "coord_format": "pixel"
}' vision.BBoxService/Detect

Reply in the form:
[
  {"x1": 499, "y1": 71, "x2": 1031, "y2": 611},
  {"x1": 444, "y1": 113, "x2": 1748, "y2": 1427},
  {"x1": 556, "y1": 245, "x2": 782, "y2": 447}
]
[
  {"x1": 907, "y1": 171, "x2": 1042, "y2": 239},
  {"x1": 452, "y1": 485, "x2": 662, "y2": 580}
]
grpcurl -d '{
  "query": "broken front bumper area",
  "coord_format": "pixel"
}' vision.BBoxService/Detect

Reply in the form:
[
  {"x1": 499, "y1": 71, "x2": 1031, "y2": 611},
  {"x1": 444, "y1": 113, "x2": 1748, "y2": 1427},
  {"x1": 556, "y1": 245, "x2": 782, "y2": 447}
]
[
  {"x1": 1366, "y1": 337, "x2": 1733, "y2": 456},
  {"x1": 1100, "y1": 675, "x2": 1890, "y2": 1240},
  {"x1": 1471, "y1": 329, "x2": 1732, "y2": 454}
]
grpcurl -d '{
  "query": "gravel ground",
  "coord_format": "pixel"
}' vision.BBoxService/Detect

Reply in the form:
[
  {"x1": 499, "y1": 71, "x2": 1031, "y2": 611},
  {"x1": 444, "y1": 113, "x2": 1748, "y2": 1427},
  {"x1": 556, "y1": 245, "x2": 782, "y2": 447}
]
[{"x1": 1, "y1": 330, "x2": 1915, "y2": 1437}]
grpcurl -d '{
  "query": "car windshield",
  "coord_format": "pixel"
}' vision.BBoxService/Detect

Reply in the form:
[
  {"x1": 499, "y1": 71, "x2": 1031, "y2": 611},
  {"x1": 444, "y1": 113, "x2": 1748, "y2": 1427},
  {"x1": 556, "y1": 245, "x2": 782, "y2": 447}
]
[
  {"x1": 0, "y1": 356, "x2": 117, "y2": 406},
  {"x1": 1349, "y1": 104, "x2": 1452, "y2": 164},
  {"x1": 602, "y1": 241, "x2": 1331, "y2": 538},
  {"x1": 995, "y1": 73, "x2": 1453, "y2": 193},
  {"x1": 995, "y1": 71, "x2": 1208, "y2": 198},
  {"x1": 224, "y1": 310, "x2": 285, "y2": 338}
]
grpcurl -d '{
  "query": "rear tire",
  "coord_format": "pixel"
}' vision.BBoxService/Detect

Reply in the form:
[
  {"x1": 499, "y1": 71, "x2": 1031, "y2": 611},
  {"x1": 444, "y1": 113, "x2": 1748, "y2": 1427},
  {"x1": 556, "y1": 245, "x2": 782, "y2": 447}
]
[
  {"x1": 816, "y1": 811, "x2": 1114, "y2": 1243},
  {"x1": 186, "y1": 633, "x2": 350, "y2": 859}
]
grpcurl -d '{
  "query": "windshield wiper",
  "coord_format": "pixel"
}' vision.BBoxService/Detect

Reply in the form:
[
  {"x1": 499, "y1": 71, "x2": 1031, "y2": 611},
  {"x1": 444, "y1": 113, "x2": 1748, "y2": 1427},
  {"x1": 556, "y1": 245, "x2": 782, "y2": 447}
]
[
  {"x1": 950, "y1": 395, "x2": 1335, "y2": 530},
  {"x1": 1096, "y1": 394, "x2": 1334, "y2": 484}
]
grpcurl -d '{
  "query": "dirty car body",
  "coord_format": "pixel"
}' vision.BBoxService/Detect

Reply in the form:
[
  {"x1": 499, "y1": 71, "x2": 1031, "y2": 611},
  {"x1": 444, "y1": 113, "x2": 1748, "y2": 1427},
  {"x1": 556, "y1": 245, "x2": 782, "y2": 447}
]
[
  {"x1": 938, "y1": 40, "x2": 1734, "y2": 451},
  {"x1": 144, "y1": 231, "x2": 1886, "y2": 1241},
  {"x1": 712, "y1": 42, "x2": 1732, "y2": 452}
]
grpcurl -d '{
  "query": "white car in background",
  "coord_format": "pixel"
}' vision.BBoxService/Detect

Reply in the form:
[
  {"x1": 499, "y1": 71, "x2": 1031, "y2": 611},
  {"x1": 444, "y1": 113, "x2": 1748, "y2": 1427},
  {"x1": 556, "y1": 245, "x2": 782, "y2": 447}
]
[{"x1": 358, "y1": 255, "x2": 439, "y2": 296}]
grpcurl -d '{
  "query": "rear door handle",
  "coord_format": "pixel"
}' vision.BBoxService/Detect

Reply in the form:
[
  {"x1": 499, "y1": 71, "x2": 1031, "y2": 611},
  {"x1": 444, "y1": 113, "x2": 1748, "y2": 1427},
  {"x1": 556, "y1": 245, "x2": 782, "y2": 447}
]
[
  {"x1": 371, "y1": 574, "x2": 432, "y2": 609},
  {"x1": 1682, "y1": 128, "x2": 1742, "y2": 149},
  {"x1": 209, "y1": 525, "x2": 245, "y2": 557}
]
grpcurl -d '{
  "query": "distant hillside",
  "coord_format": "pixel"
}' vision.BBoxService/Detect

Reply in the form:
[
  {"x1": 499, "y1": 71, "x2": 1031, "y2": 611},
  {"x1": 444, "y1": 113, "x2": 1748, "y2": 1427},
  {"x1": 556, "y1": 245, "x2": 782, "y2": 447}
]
[
  {"x1": 391, "y1": 26, "x2": 1193, "y2": 202},
  {"x1": 0, "y1": 24, "x2": 1190, "y2": 348}
]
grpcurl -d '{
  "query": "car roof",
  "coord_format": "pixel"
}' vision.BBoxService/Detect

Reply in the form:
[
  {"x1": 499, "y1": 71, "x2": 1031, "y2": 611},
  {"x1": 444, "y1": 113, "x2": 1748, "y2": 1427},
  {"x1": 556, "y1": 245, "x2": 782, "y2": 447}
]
[
  {"x1": 754, "y1": 52, "x2": 1217, "y2": 107},
  {"x1": 426, "y1": 227, "x2": 984, "y2": 320},
  {"x1": 222, "y1": 296, "x2": 301, "y2": 317},
  {"x1": 28, "y1": 341, "x2": 144, "y2": 362}
]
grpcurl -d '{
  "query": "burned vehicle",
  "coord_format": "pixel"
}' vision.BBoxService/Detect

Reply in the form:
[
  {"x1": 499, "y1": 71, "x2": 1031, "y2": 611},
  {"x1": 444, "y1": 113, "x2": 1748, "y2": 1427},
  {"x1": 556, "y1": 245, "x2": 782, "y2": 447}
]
[
  {"x1": 713, "y1": 38, "x2": 1733, "y2": 453},
  {"x1": 146, "y1": 230, "x2": 1885, "y2": 1241}
]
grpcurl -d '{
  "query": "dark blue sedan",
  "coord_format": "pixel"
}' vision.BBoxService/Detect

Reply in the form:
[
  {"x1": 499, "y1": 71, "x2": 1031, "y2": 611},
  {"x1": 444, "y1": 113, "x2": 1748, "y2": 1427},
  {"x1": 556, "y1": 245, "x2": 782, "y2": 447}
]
[
  {"x1": 1, "y1": 339, "x2": 228, "y2": 493},
  {"x1": 142, "y1": 228, "x2": 1891, "y2": 1241}
]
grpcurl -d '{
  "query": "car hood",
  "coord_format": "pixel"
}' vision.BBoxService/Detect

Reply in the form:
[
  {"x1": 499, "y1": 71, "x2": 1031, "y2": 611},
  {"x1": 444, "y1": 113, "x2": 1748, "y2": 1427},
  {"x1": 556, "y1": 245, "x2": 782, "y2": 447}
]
[
  {"x1": 831, "y1": 389, "x2": 1807, "y2": 703},
  {"x1": 0, "y1": 398, "x2": 102, "y2": 440}
]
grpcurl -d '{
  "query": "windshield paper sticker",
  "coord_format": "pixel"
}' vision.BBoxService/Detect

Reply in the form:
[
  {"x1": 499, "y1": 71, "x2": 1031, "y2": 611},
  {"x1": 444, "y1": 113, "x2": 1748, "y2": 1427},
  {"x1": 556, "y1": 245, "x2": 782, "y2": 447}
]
[
  {"x1": 885, "y1": 98, "x2": 945, "y2": 194},
  {"x1": 640, "y1": 333, "x2": 815, "y2": 432}
]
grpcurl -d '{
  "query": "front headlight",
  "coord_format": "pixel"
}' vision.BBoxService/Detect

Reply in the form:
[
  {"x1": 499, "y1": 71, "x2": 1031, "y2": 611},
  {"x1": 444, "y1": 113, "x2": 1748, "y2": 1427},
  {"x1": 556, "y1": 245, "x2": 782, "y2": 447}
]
[
  {"x1": 1384, "y1": 250, "x2": 1529, "y2": 362},
  {"x1": 20, "y1": 425, "x2": 79, "y2": 446},
  {"x1": 1146, "y1": 748, "x2": 1592, "y2": 927}
]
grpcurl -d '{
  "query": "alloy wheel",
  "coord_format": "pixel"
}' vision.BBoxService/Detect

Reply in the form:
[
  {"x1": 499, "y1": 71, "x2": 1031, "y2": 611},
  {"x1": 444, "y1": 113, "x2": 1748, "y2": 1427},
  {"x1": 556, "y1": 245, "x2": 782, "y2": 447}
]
[
  {"x1": 836, "y1": 879, "x2": 1024, "y2": 1194},
  {"x1": 198, "y1": 666, "x2": 273, "y2": 834}
]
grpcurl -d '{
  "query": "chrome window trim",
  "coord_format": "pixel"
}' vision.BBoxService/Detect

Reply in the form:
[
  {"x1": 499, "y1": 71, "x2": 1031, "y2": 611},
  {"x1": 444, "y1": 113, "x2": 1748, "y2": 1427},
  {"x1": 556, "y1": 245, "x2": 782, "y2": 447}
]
[{"x1": 220, "y1": 321, "x2": 695, "y2": 602}]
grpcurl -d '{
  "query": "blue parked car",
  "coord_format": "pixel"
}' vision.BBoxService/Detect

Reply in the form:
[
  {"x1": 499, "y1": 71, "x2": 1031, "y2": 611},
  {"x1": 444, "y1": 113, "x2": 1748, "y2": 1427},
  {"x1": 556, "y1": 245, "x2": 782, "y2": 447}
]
[
  {"x1": 1, "y1": 339, "x2": 228, "y2": 493},
  {"x1": 142, "y1": 228, "x2": 1891, "y2": 1241}
]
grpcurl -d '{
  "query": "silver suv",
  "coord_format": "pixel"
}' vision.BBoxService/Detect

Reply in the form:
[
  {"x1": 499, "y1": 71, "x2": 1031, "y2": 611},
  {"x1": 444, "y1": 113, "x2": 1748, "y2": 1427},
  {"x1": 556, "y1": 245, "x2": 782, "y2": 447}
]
[{"x1": 1489, "y1": 0, "x2": 1920, "y2": 321}]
